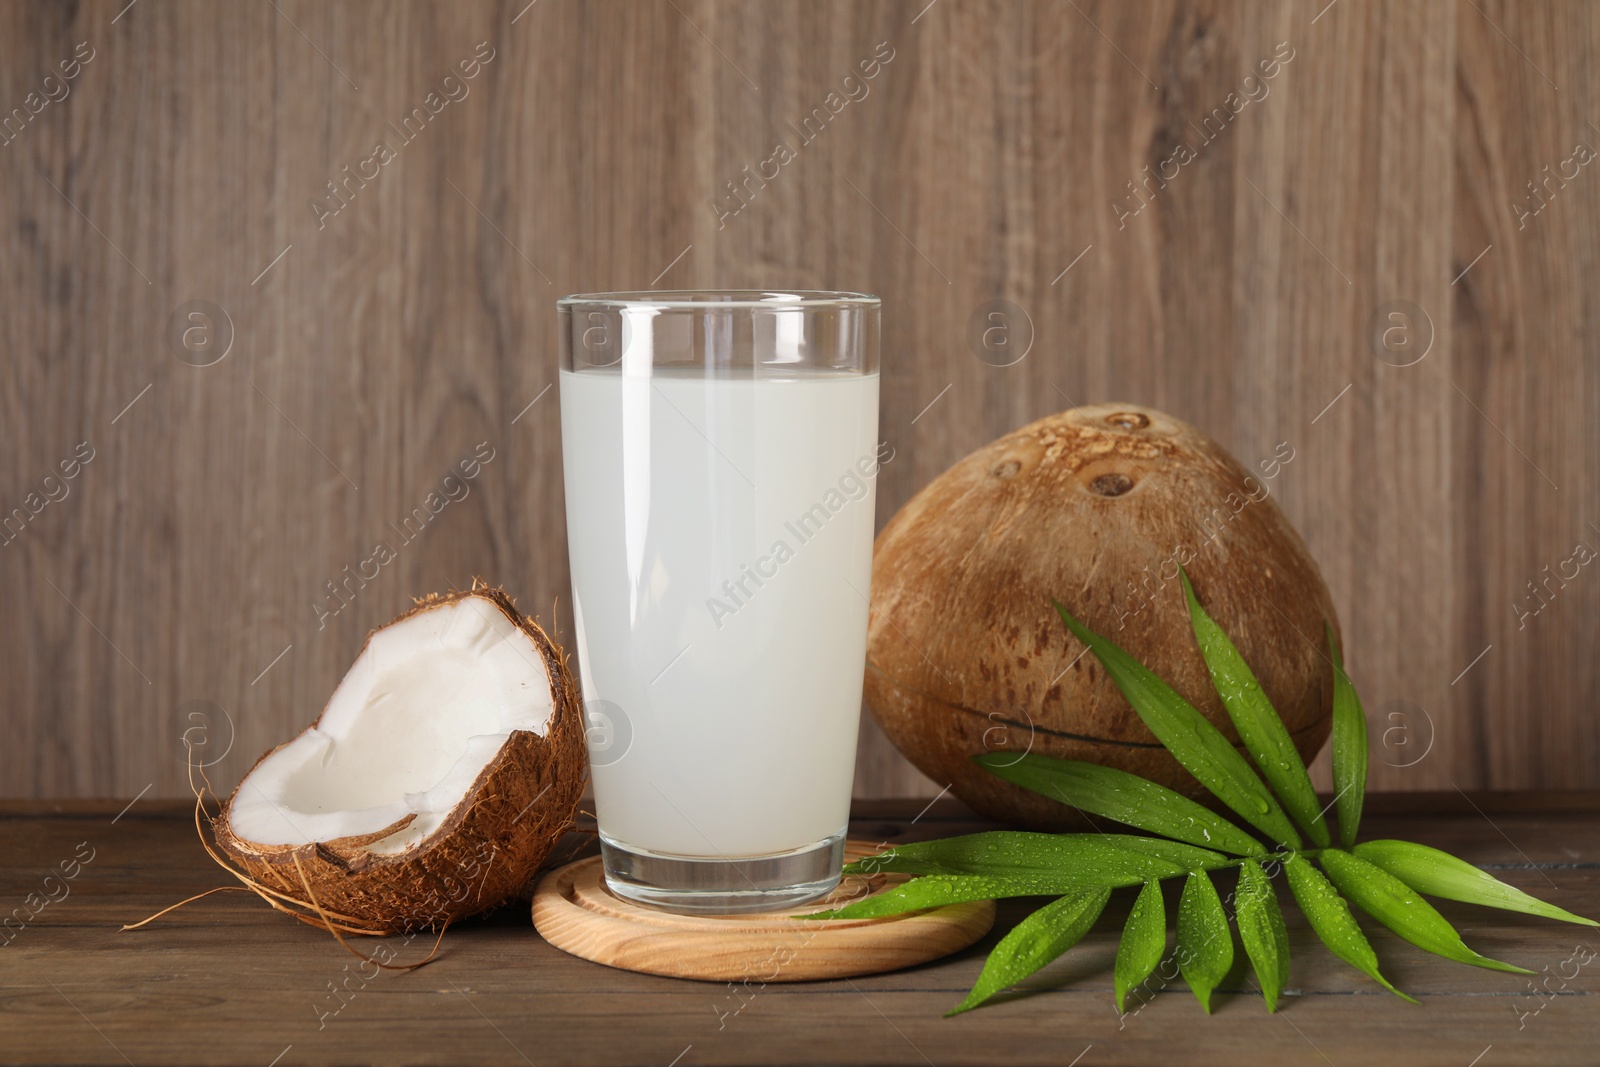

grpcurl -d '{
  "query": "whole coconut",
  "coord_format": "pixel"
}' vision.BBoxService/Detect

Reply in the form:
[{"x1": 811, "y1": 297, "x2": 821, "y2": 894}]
[{"x1": 866, "y1": 403, "x2": 1338, "y2": 830}]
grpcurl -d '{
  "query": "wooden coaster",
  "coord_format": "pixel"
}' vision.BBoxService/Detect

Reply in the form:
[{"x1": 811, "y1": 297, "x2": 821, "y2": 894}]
[{"x1": 531, "y1": 839, "x2": 995, "y2": 982}]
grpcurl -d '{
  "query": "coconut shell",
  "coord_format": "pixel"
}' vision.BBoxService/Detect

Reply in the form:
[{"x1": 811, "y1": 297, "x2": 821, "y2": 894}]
[
  {"x1": 214, "y1": 586, "x2": 588, "y2": 933},
  {"x1": 866, "y1": 403, "x2": 1338, "y2": 831}
]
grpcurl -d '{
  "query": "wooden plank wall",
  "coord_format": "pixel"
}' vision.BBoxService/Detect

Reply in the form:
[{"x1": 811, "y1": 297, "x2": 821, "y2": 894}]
[{"x1": 1, "y1": 1, "x2": 1595, "y2": 799}]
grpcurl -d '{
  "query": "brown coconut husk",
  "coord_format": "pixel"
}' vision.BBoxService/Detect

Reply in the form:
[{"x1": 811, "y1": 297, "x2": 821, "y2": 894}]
[
  {"x1": 132, "y1": 583, "x2": 587, "y2": 948},
  {"x1": 865, "y1": 404, "x2": 1340, "y2": 831}
]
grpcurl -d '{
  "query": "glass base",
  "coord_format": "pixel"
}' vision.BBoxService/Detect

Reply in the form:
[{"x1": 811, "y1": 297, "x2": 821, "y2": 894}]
[{"x1": 599, "y1": 830, "x2": 846, "y2": 914}]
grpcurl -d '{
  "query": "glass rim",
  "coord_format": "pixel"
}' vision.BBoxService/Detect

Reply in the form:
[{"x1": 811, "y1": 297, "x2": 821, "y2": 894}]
[{"x1": 557, "y1": 290, "x2": 880, "y2": 310}]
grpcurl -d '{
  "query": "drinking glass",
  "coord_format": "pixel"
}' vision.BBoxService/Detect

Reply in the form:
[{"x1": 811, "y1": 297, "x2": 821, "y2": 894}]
[{"x1": 557, "y1": 291, "x2": 881, "y2": 912}]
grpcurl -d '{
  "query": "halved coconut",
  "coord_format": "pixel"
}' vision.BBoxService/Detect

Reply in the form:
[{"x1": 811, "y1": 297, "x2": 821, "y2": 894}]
[{"x1": 213, "y1": 585, "x2": 586, "y2": 933}]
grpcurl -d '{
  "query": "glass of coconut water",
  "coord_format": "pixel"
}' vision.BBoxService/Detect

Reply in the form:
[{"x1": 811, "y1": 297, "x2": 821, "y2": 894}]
[{"x1": 557, "y1": 291, "x2": 881, "y2": 912}]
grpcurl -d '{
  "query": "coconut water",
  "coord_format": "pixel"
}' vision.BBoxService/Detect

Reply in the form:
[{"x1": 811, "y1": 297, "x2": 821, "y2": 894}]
[{"x1": 559, "y1": 366, "x2": 880, "y2": 857}]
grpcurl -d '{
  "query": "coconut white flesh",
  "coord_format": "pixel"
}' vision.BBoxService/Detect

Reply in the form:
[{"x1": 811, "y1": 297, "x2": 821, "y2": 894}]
[{"x1": 228, "y1": 596, "x2": 555, "y2": 855}]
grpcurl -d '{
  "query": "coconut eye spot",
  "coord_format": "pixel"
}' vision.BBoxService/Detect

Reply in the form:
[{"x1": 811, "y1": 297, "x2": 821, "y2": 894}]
[
  {"x1": 1089, "y1": 472, "x2": 1135, "y2": 497},
  {"x1": 1106, "y1": 412, "x2": 1150, "y2": 430},
  {"x1": 990, "y1": 459, "x2": 1021, "y2": 481}
]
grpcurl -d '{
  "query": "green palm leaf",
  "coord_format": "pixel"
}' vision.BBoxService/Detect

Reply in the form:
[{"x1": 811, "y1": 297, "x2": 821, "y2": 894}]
[
  {"x1": 1176, "y1": 870, "x2": 1233, "y2": 1013},
  {"x1": 1283, "y1": 853, "x2": 1415, "y2": 1002},
  {"x1": 1319, "y1": 849, "x2": 1532, "y2": 974},
  {"x1": 1180, "y1": 570, "x2": 1329, "y2": 847},
  {"x1": 948, "y1": 888, "x2": 1112, "y2": 1015},
  {"x1": 1235, "y1": 858, "x2": 1289, "y2": 1011},
  {"x1": 806, "y1": 873, "x2": 1097, "y2": 920},
  {"x1": 1352, "y1": 839, "x2": 1596, "y2": 926},
  {"x1": 1054, "y1": 600, "x2": 1303, "y2": 850},
  {"x1": 974, "y1": 752, "x2": 1265, "y2": 856},
  {"x1": 1329, "y1": 626, "x2": 1367, "y2": 848},
  {"x1": 1115, "y1": 880, "x2": 1167, "y2": 1012},
  {"x1": 844, "y1": 831, "x2": 1228, "y2": 883}
]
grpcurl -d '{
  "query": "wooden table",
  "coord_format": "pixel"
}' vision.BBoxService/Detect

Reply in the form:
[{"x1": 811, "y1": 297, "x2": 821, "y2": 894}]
[{"x1": 4, "y1": 795, "x2": 1598, "y2": 1066}]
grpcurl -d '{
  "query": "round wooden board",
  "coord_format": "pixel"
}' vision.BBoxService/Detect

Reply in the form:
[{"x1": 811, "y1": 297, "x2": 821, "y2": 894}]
[{"x1": 531, "y1": 839, "x2": 995, "y2": 982}]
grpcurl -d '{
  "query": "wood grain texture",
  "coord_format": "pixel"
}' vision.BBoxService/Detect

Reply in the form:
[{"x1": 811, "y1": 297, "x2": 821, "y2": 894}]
[
  {"x1": 0, "y1": 1, "x2": 1596, "y2": 800},
  {"x1": 2, "y1": 797, "x2": 1597, "y2": 1066},
  {"x1": 530, "y1": 841, "x2": 995, "y2": 981}
]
